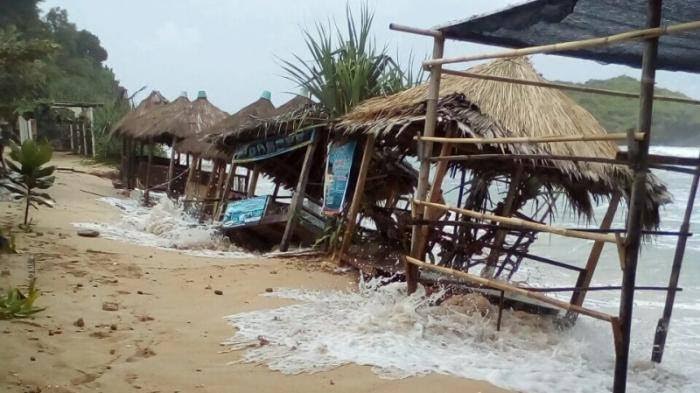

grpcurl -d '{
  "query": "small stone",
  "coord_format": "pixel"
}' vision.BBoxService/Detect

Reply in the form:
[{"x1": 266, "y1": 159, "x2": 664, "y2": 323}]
[
  {"x1": 195, "y1": 369, "x2": 202, "y2": 372},
  {"x1": 214, "y1": 290, "x2": 223, "y2": 295},
  {"x1": 30, "y1": 356, "x2": 36, "y2": 361},
  {"x1": 265, "y1": 288, "x2": 273, "y2": 293},
  {"x1": 76, "y1": 283, "x2": 83, "y2": 288},
  {"x1": 110, "y1": 324, "x2": 117, "y2": 331},
  {"x1": 330, "y1": 380, "x2": 335, "y2": 385},
  {"x1": 74, "y1": 318, "x2": 85, "y2": 328},
  {"x1": 269, "y1": 270, "x2": 278, "y2": 275},
  {"x1": 77, "y1": 229, "x2": 100, "y2": 238},
  {"x1": 109, "y1": 349, "x2": 116, "y2": 355},
  {"x1": 137, "y1": 290, "x2": 144, "y2": 295},
  {"x1": 102, "y1": 302, "x2": 119, "y2": 312},
  {"x1": 0, "y1": 269, "x2": 10, "y2": 277},
  {"x1": 204, "y1": 285, "x2": 212, "y2": 290}
]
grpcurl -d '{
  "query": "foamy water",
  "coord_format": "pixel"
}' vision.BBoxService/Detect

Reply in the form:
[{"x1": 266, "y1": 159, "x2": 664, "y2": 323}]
[
  {"x1": 224, "y1": 146, "x2": 700, "y2": 392},
  {"x1": 72, "y1": 191, "x2": 255, "y2": 258}
]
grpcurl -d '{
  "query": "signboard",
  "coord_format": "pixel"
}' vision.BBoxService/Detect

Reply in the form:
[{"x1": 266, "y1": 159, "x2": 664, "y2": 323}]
[
  {"x1": 232, "y1": 128, "x2": 315, "y2": 164},
  {"x1": 221, "y1": 196, "x2": 270, "y2": 228},
  {"x1": 322, "y1": 140, "x2": 357, "y2": 215}
]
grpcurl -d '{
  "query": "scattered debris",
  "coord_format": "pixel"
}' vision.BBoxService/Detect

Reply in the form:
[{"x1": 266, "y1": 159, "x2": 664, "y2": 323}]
[
  {"x1": 265, "y1": 288, "x2": 273, "y2": 293},
  {"x1": 257, "y1": 335, "x2": 270, "y2": 346},
  {"x1": 110, "y1": 324, "x2": 117, "y2": 331},
  {"x1": 214, "y1": 290, "x2": 223, "y2": 295},
  {"x1": 74, "y1": 318, "x2": 85, "y2": 328},
  {"x1": 101, "y1": 302, "x2": 119, "y2": 312},
  {"x1": 77, "y1": 229, "x2": 100, "y2": 238}
]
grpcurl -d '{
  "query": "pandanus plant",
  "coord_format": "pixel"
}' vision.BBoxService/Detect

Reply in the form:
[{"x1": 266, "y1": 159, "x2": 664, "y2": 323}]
[{"x1": 1, "y1": 140, "x2": 56, "y2": 226}]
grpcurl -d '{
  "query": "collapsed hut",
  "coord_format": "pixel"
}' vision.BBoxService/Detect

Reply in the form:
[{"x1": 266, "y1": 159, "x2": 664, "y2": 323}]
[
  {"x1": 111, "y1": 90, "x2": 168, "y2": 189},
  {"x1": 212, "y1": 94, "x2": 418, "y2": 252},
  {"x1": 336, "y1": 56, "x2": 670, "y2": 301}
]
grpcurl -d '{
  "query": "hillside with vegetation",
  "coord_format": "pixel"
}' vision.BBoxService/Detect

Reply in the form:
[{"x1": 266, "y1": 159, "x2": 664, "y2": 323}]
[
  {"x1": 0, "y1": 0, "x2": 128, "y2": 162},
  {"x1": 562, "y1": 76, "x2": 700, "y2": 145}
]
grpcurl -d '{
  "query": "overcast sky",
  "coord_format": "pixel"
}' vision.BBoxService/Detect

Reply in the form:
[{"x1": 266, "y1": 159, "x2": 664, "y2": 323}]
[{"x1": 40, "y1": 0, "x2": 700, "y2": 113}]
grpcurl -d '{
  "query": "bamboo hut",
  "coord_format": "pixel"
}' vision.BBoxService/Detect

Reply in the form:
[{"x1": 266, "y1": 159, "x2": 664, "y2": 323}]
[
  {"x1": 111, "y1": 90, "x2": 168, "y2": 189},
  {"x1": 336, "y1": 57, "x2": 670, "y2": 285}
]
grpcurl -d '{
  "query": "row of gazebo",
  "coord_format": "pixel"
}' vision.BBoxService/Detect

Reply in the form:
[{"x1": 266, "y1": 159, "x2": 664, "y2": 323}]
[{"x1": 110, "y1": 57, "x2": 671, "y2": 324}]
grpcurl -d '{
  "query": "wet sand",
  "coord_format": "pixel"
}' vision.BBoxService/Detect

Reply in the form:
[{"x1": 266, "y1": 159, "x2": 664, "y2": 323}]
[{"x1": 0, "y1": 152, "x2": 509, "y2": 393}]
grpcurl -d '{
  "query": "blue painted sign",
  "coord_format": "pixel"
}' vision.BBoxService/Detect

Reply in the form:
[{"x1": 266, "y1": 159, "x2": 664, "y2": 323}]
[
  {"x1": 221, "y1": 196, "x2": 270, "y2": 228},
  {"x1": 323, "y1": 140, "x2": 357, "y2": 215},
  {"x1": 232, "y1": 128, "x2": 316, "y2": 163}
]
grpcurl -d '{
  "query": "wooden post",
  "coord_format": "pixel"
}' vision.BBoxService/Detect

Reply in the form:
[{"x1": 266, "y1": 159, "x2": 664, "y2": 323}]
[
  {"x1": 614, "y1": 1, "x2": 661, "y2": 392},
  {"x1": 82, "y1": 122, "x2": 89, "y2": 157},
  {"x1": 215, "y1": 159, "x2": 237, "y2": 220},
  {"x1": 121, "y1": 137, "x2": 128, "y2": 185},
  {"x1": 247, "y1": 165, "x2": 260, "y2": 197},
  {"x1": 185, "y1": 154, "x2": 200, "y2": 199},
  {"x1": 567, "y1": 193, "x2": 621, "y2": 321},
  {"x1": 166, "y1": 135, "x2": 177, "y2": 197},
  {"x1": 69, "y1": 123, "x2": 75, "y2": 152},
  {"x1": 336, "y1": 134, "x2": 376, "y2": 261},
  {"x1": 90, "y1": 124, "x2": 97, "y2": 159},
  {"x1": 144, "y1": 138, "x2": 154, "y2": 205},
  {"x1": 280, "y1": 132, "x2": 319, "y2": 252},
  {"x1": 408, "y1": 34, "x2": 445, "y2": 294},
  {"x1": 651, "y1": 153, "x2": 700, "y2": 362},
  {"x1": 415, "y1": 133, "x2": 453, "y2": 259},
  {"x1": 481, "y1": 165, "x2": 524, "y2": 278}
]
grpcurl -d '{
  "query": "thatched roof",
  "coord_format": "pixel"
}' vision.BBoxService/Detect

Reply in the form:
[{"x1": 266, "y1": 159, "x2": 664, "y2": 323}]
[
  {"x1": 135, "y1": 94, "x2": 228, "y2": 145},
  {"x1": 111, "y1": 90, "x2": 168, "y2": 138},
  {"x1": 336, "y1": 57, "x2": 670, "y2": 227},
  {"x1": 175, "y1": 132, "x2": 230, "y2": 161},
  {"x1": 206, "y1": 97, "x2": 276, "y2": 146}
]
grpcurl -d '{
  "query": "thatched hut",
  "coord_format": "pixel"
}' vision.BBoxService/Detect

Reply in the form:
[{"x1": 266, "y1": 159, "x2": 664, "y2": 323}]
[
  {"x1": 336, "y1": 57, "x2": 670, "y2": 279},
  {"x1": 111, "y1": 91, "x2": 169, "y2": 190}
]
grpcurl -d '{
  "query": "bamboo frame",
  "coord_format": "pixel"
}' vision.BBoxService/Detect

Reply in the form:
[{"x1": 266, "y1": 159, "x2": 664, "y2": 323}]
[
  {"x1": 144, "y1": 138, "x2": 154, "y2": 205},
  {"x1": 424, "y1": 20, "x2": 700, "y2": 67},
  {"x1": 417, "y1": 132, "x2": 643, "y2": 145},
  {"x1": 413, "y1": 200, "x2": 617, "y2": 243},
  {"x1": 166, "y1": 135, "x2": 177, "y2": 197},
  {"x1": 337, "y1": 134, "x2": 376, "y2": 262},
  {"x1": 441, "y1": 68, "x2": 700, "y2": 106},
  {"x1": 404, "y1": 255, "x2": 614, "y2": 322}
]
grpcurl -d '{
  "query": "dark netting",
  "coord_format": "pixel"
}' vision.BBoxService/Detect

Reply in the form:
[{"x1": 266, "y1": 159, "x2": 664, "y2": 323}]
[{"x1": 437, "y1": 0, "x2": 700, "y2": 73}]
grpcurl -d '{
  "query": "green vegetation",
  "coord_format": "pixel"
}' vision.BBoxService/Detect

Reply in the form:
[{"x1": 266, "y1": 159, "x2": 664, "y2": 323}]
[
  {"x1": 0, "y1": 279, "x2": 45, "y2": 319},
  {"x1": 0, "y1": 0, "x2": 128, "y2": 163},
  {"x1": 282, "y1": 5, "x2": 420, "y2": 118},
  {"x1": 1, "y1": 140, "x2": 56, "y2": 226},
  {"x1": 562, "y1": 76, "x2": 700, "y2": 145}
]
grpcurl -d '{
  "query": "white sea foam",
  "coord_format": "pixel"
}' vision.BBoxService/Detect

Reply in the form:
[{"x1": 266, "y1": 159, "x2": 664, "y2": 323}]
[
  {"x1": 223, "y1": 279, "x2": 696, "y2": 393},
  {"x1": 72, "y1": 191, "x2": 254, "y2": 258}
]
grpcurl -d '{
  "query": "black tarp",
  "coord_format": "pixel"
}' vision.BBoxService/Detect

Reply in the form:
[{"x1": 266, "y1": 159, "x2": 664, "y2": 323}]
[{"x1": 436, "y1": 0, "x2": 700, "y2": 73}]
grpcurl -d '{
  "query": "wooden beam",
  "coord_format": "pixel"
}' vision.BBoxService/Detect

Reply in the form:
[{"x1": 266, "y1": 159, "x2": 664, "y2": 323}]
[
  {"x1": 408, "y1": 35, "x2": 445, "y2": 294},
  {"x1": 215, "y1": 160, "x2": 237, "y2": 221},
  {"x1": 280, "y1": 132, "x2": 320, "y2": 252},
  {"x1": 418, "y1": 132, "x2": 642, "y2": 145},
  {"x1": 144, "y1": 138, "x2": 154, "y2": 205},
  {"x1": 424, "y1": 19, "x2": 700, "y2": 67},
  {"x1": 337, "y1": 134, "x2": 376, "y2": 262},
  {"x1": 615, "y1": 2, "x2": 661, "y2": 392},
  {"x1": 414, "y1": 200, "x2": 617, "y2": 243},
  {"x1": 651, "y1": 152, "x2": 700, "y2": 362},
  {"x1": 185, "y1": 154, "x2": 199, "y2": 199},
  {"x1": 567, "y1": 193, "x2": 621, "y2": 321},
  {"x1": 441, "y1": 69, "x2": 700, "y2": 106},
  {"x1": 247, "y1": 165, "x2": 260, "y2": 197},
  {"x1": 166, "y1": 135, "x2": 177, "y2": 197},
  {"x1": 389, "y1": 23, "x2": 443, "y2": 38},
  {"x1": 404, "y1": 255, "x2": 614, "y2": 322}
]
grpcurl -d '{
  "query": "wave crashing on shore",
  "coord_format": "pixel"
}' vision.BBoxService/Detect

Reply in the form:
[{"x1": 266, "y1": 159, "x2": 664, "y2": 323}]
[{"x1": 223, "y1": 278, "x2": 693, "y2": 393}]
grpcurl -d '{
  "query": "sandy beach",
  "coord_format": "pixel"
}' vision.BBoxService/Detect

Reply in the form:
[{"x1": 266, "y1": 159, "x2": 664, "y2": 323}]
[{"x1": 0, "y1": 152, "x2": 508, "y2": 393}]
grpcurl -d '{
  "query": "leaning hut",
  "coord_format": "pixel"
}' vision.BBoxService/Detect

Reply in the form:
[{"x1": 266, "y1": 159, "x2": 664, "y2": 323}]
[
  {"x1": 336, "y1": 57, "x2": 669, "y2": 294},
  {"x1": 135, "y1": 91, "x2": 228, "y2": 201},
  {"x1": 111, "y1": 90, "x2": 169, "y2": 189}
]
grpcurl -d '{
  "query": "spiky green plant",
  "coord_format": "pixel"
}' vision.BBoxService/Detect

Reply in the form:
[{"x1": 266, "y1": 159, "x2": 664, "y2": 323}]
[
  {"x1": 0, "y1": 279, "x2": 45, "y2": 319},
  {"x1": 1, "y1": 140, "x2": 56, "y2": 226},
  {"x1": 281, "y1": 4, "x2": 420, "y2": 118}
]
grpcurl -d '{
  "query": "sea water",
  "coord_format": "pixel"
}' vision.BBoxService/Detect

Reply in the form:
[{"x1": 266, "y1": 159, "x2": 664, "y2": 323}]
[{"x1": 223, "y1": 146, "x2": 700, "y2": 393}]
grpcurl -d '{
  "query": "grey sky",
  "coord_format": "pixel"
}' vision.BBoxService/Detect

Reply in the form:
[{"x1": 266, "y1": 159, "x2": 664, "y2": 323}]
[{"x1": 40, "y1": 0, "x2": 700, "y2": 112}]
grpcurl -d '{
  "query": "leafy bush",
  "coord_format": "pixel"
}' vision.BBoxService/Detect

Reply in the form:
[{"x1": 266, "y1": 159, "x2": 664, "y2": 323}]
[{"x1": 1, "y1": 140, "x2": 56, "y2": 226}]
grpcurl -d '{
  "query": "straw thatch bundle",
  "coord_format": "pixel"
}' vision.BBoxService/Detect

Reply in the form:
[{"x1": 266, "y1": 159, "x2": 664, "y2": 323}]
[
  {"x1": 207, "y1": 97, "x2": 276, "y2": 147},
  {"x1": 136, "y1": 95, "x2": 228, "y2": 145},
  {"x1": 336, "y1": 57, "x2": 670, "y2": 227},
  {"x1": 111, "y1": 90, "x2": 169, "y2": 138}
]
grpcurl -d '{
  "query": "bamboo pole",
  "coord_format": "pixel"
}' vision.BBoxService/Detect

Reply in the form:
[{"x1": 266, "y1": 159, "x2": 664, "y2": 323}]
[
  {"x1": 389, "y1": 23, "x2": 443, "y2": 38},
  {"x1": 280, "y1": 132, "x2": 319, "y2": 252},
  {"x1": 90, "y1": 125, "x2": 96, "y2": 159},
  {"x1": 215, "y1": 159, "x2": 237, "y2": 220},
  {"x1": 418, "y1": 132, "x2": 642, "y2": 145},
  {"x1": 424, "y1": 19, "x2": 700, "y2": 67},
  {"x1": 651, "y1": 152, "x2": 700, "y2": 362},
  {"x1": 414, "y1": 200, "x2": 617, "y2": 243},
  {"x1": 336, "y1": 134, "x2": 376, "y2": 262},
  {"x1": 185, "y1": 154, "x2": 199, "y2": 199},
  {"x1": 567, "y1": 193, "x2": 621, "y2": 322},
  {"x1": 69, "y1": 123, "x2": 75, "y2": 152},
  {"x1": 404, "y1": 255, "x2": 614, "y2": 322},
  {"x1": 481, "y1": 165, "x2": 524, "y2": 278},
  {"x1": 144, "y1": 138, "x2": 154, "y2": 205},
  {"x1": 82, "y1": 122, "x2": 89, "y2": 156},
  {"x1": 441, "y1": 69, "x2": 700, "y2": 106},
  {"x1": 408, "y1": 35, "x2": 445, "y2": 295},
  {"x1": 615, "y1": 2, "x2": 661, "y2": 391},
  {"x1": 166, "y1": 135, "x2": 177, "y2": 197}
]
